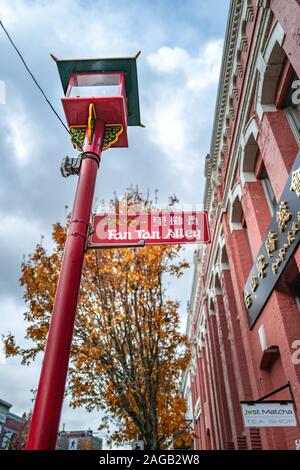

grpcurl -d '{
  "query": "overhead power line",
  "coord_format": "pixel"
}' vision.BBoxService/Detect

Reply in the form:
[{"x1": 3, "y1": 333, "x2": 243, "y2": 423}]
[{"x1": 0, "y1": 18, "x2": 70, "y2": 136}]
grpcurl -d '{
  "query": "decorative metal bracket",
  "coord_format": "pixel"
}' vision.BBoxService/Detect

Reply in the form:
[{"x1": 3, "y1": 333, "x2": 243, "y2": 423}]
[
  {"x1": 240, "y1": 382, "x2": 295, "y2": 405},
  {"x1": 69, "y1": 126, "x2": 86, "y2": 151},
  {"x1": 102, "y1": 124, "x2": 123, "y2": 151},
  {"x1": 69, "y1": 122, "x2": 124, "y2": 152}
]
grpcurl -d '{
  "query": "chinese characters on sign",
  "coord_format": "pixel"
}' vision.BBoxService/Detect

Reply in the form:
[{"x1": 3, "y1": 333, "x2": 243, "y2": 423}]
[
  {"x1": 90, "y1": 211, "x2": 210, "y2": 246},
  {"x1": 243, "y1": 151, "x2": 300, "y2": 328},
  {"x1": 256, "y1": 255, "x2": 267, "y2": 278},
  {"x1": 265, "y1": 231, "x2": 277, "y2": 257},
  {"x1": 272, "y1": 212, "x2": 300, "y2": 274},
  {"x1": 276, "y1": 201, "x2": 292, "y2": 232}
]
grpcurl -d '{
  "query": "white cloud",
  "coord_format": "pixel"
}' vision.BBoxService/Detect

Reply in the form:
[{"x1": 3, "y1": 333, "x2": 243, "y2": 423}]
[
  {"x1": 148, "y1": 46, "x2": 190, "y2": 73},
  {"x1": 147, "y1": 40, "x2": 223, "y2": 91},
  {"x1": 3, "y1": 101, "x2": 37, "y2": 166},
  {"x1": 0, "y1": 296, "x2": 26, "y2": 340},
  {"x1": 151, "y1": 94, "x2": 187, "y2": 158},
  {"x1": 1, "y1": 0, "x2": 140, "y2": 59},
  {"x1": 145, "y1": 89, "x2": 203, "y2": 185},
  {"x1": 6, "y1": 118, "x2": 32, "y2": 165},
  {"x1": 0, "y1": 349, "x2": 6, "y2": 365},
  {"x1": 145, "y1": 40, "x2": 223, "y2": 178},
  {"x1": 0, "y1": 213, "x2": 44, "y2": 254},
  {"x1": 0, "y1": 3, "x2": 17, "y2": 26}
]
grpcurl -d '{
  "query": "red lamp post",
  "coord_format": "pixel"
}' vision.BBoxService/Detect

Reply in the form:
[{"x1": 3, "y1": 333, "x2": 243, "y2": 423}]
[{"x1": 26, "y1": 54, "x2": 141, "y2": 450}]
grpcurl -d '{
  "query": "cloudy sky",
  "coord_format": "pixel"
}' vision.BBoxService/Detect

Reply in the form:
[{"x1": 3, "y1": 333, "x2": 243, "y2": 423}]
[{"x1": 0, "y1": 0, "x2": 229, "y2": 448}]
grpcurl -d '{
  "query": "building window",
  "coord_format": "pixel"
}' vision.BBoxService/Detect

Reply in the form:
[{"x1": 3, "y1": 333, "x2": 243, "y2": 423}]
[
  {"x1": 261, "y1": 169, "x2": 277, "y2": 214},
  {"x1": 283, "y1": 71, "x2": 300, "y2": 144},
  {"x1": 289, "y1": 103, "x2": 300, "y2": 131},
  {"x1": 289, "y1": 274, "x2": 300, "y2": 313}
]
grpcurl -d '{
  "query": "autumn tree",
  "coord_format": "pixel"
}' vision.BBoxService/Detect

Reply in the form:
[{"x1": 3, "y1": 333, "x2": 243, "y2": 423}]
[
  {"x1": 3, "y1": 190, "x2": 192, "y2": 449},
  {"x1": 10, "y1": 411, "x2": 32, "y2": 450},
  {"x1": 78, "y1": 436, "x2": 102, "y2": 450}
]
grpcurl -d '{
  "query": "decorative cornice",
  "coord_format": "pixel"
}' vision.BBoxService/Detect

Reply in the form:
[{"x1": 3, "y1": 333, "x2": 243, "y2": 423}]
[
  {"x1": 239, "y1": 36, "x2": 248, "y2": 53},
  {"x1": 203, "y1": 0, "x2": 243, "y2": 213},
  {"x1": 235, "y1": 63, "x2": 244, "y2": 78},
  {"x1": 187, "y1": 0, "x2": 274, "y2": 345},
  {"x1": 228, "y1": 107, "x2": 235, "y2": 121},
  {"x1": 232, "y1": 87, "x2": 239, "y2": 101},
  {"x1": 202, "y1": 9, "x2": 273, "y2": 292},
  {"x1": 256, "y1": 0, "x2": 270, "y2": 9},
  {"x1": 187, "y1": 0, "x2": 261, "y2": 335},
  {"x1": 246, "y1": 5, "x2": 254, "y2": 22}
]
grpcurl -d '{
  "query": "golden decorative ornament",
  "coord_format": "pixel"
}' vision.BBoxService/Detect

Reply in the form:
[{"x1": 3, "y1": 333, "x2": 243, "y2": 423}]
[
  {"x1": 290, "y1": 166, "x2": 300, "y2": 198},
  {"x1": 251, "y1": 275, "x2": 259, "y2": 292},
  {"x1": 256, "y1": 255, "x2": 267, "y2": 278},
  {"x1": 265, "y1": 231, "x2": 277, "y2": 257},
  {"x1": 276, "y1": 201, "x2": 292, "y2": 232},
  {"x1": 244, "y1": 291, "x2": 252, "y2": 309}
]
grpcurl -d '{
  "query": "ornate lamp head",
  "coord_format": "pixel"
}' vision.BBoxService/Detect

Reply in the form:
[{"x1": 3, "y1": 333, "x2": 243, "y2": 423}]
[{"x1": 52, "y1": 53, "x2": 142, "y2": 151}]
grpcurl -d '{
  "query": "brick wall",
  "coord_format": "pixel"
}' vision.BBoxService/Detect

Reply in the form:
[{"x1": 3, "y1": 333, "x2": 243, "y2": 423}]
[{"x1": 188, "y1": 0, "x2": 300, "y2": 451}]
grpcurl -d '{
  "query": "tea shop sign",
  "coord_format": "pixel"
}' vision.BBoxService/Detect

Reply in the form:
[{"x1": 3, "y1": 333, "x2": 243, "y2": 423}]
[
  {"x1": 241, "y1": 402, "x2": 297, "y2": 428},
  {"x1": 243, "y1": 151, "x2": 300, "y2": 328}
]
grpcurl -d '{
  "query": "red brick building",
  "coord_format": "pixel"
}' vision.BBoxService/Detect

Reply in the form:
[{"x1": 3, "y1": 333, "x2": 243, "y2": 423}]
[
  {"x1": 0, "y1": 399, "x2": 24, "y2": 450},
  {"x1": 56, "y1": 429, "x2": 103, "y2": 450},
  {"x1": 183, "y1": 0, "x2": 300, "y2": 450}
]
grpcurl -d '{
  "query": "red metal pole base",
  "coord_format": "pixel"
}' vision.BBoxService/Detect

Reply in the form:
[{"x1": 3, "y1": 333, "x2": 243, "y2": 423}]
[{"x1": 26, "y1": 120, "x2": 105, "y2": 450}]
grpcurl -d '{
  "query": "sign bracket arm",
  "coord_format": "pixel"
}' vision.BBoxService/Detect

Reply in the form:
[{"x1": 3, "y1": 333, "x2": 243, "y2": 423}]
[
  {"x1": 88, "y1": 240, "x2": 145, "y2": 250},
  {"x1": 240, "y1": 382, "x2": 295, "y2": 404}
]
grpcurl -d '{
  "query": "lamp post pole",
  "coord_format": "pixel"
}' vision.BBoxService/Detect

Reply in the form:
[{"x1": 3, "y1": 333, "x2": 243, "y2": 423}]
[{"x1": 26, "y1": 119, "x2": 105, "y2": 450}]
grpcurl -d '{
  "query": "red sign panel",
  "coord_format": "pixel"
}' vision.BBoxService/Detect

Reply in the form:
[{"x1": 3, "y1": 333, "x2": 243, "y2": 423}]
[{"x1": 90, "y1": 211, "x2": 210, "y2": 246}]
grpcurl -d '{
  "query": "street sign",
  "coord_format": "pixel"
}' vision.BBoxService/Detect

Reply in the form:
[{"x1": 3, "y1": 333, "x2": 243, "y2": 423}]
[
  {"x1": 243, "y1": 151, "x2": 300, "y2": 328},
  {"x1": 89, "y1": 211, "x2": 210, "y2": 247},
  {"x1": 68, "y1": 437, "x2": 78, "y2": 450},
  {"x1": 241, "y1": 402, "x2": 297, "y2": 427},
  {"x1": 132, "y1": 440, "x2": 144, "y2": 450}
]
